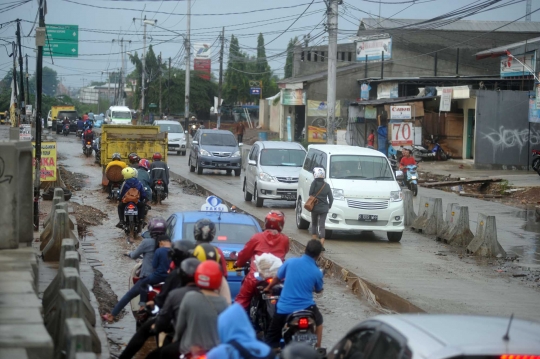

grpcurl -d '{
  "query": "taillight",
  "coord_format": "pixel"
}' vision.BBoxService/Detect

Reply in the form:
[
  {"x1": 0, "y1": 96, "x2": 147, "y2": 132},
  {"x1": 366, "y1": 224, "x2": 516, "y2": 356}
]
[
  {"x1": 266, "y1": 278, "x2": 273, "y2": 284},
  {"x1": 501, "y1": 356, "x2": 540, "y2": 359},
  {"x1": 128, "y1": 204, "x2": 135, "y2": 209},
  {"x1": 86, "y1": 141, "x2": 91, "y2": 144},
  {"x1": 298, "y1": 317, "x2": 309, "y2": 329},
  {"x1": 157, "y1": 180, "x2": 162, "y2": 184}
]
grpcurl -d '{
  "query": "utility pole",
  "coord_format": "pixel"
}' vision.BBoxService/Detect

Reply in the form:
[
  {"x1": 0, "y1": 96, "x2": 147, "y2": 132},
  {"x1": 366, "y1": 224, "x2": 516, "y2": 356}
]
[
  {"x1": 140, "y1": 18, "x2": 157, "y2": 124},
  {"x1": 25, "y1": 54, "x2": 30, "y2": 121},
  {"x1": 159, "y1": 52, "x2": 162, "y2": 116},
  {"x1": 120, "y1": 38, "x2": 124, "y2": 106},
  {"x1": 16, "y1": 20, "x2": 26, "y2": 124},
  {"x1": 168, "y1": 57, "x2": 171, "y2": 117},
  {"x1": 217, "y1": 27, "x2": 225, "y2": 129},
  {"x1": 526, "y1": 0, "x2": 532, "y2": 21},
  {"x1": 11, "y1": 42, "x2": 18, "y2": 126},
  {"x1": 326, "y1": 0, "x2": 339, "y2": 144},
  {"x1": 184, "y1": 0, "x2": 191, "y2": 140},
  {"x1": 34, "y1": 0, "x2": 45, "y2": 229}
]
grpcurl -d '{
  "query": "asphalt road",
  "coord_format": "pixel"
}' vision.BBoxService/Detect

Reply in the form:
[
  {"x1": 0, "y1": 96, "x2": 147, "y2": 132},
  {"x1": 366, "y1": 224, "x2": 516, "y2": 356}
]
[{"x1": 165, "y1": 148, "x2": 540, "y2": 320}]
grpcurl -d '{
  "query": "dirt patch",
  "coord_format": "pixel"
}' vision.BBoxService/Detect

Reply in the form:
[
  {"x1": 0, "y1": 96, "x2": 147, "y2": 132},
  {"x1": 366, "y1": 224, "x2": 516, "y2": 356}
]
[
  {"x1": 59, "y1": 166, "x2": 88, "y2": 191},
  {"x1": 71, "y1": 202, "x2": 108, "y2": 238},
  {"x1": 174, "y1": 178, "x2": 206, "y2": 197},
  {"x1": 92, "y1": 268, "x2": 126, "y2": 321}
]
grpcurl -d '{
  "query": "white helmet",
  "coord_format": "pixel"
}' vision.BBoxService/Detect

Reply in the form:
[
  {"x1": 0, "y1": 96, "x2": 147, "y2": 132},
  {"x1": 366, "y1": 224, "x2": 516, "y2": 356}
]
[{"x1": 313, "y1": 167, "x2": 325, "y2": 179}]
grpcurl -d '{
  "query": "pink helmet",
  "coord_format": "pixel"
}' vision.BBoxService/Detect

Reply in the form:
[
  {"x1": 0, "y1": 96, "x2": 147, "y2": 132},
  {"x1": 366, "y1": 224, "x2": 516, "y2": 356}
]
[{"x1": 139, "y1": 158, "x2": 150, "y2": 170}]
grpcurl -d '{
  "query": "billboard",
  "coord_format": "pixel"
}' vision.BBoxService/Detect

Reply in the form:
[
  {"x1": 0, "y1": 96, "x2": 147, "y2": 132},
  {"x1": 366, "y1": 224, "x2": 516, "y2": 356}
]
[
  {"x1": 500, "y1": 52, "x2": 535, "y2": 78},
  {"x1": 194, "y1": 58, "x2": 211, "y2": 80},
  {"x1": 32, "y1": 141, "x2": 57, "y2": 181},
  {"x1": 193, "y1": 43, "x2": 212, "y2": 59},
  {"x1": 356, "y1": 37, "x2": 392, "y2": 62},
  {"x1": 281, "y1": 89, "x2": 305, "y2": 106},
  {"x1": 390, "y1": 106, "x2": 411, "y2": 120}
]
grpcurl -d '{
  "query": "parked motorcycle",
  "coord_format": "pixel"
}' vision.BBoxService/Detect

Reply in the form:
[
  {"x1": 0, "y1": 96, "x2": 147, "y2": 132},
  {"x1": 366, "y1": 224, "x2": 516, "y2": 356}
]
[
  {"x1": 532, "y1": 149, "x2": 540, "y2": 175},
  {"x1": 404, "y1": 164, "x2": 418, "y2": 196},
  {"x1": 152, "y1": 179, "x2": 167, "y2": 204},
  {"x1": 412, "y1": 136, "x2": 449, "y2": 162},
  {"x1": 83, "y1": 140, "x2": 93, "y2": 157},
  {"x1": 62, "y1": 123, "x2": 70, "y2": 136}
]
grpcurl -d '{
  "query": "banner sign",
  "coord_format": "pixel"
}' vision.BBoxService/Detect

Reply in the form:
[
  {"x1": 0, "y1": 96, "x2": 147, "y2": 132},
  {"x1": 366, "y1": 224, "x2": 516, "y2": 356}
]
[
  {"x1": 306, "y1": 117, "x2": 327, "y2": 143},
  {"x1": 390, "y1": 106, "x2": 411, "y2": 120},
  {"x1": 439, "y1": 87, "x2": 453, "y2": 112},
  {"x1": 356, "y1": 37, "x2": 392, "y2": 62},
  {"x1": 32, "y1": 141, "x2": 57, "y2": 181},
  {"x1": 250, "y1": 88, "x2": 261, "y2": 95},
  {"x1": 193, "y1": 43, "x2": 212, "y2": 59},
  {"x1": 194, "y1": 58, "x2": 211, "y2": 80},
  {"x1": 360, "y1": 83, "x2": 370, "y2": 100},
  {"x1": 19, "y1": 124, "x2": 32, "y2": 141},
  {"x1": 281, "y1": 89, "x2": 305, "y2": 106},
  {"x1": 500, "y1": 52, "x2": 535, "y2": 78},
  {"x1": 377, "y1": 82, "x2": 398, "y2": 99},
  {"x1": 307, "y1": 100, "x2": 341, "y2": 117},
  {"x1": 390, "y1": 122, "x2": 413, "y2": 146}
]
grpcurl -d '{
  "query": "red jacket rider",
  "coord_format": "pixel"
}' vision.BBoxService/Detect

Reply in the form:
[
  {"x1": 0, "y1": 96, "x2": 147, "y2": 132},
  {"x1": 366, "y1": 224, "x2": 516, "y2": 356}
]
[{"x1": 234, "y1": 210, "x2": 290, "y2": 309}]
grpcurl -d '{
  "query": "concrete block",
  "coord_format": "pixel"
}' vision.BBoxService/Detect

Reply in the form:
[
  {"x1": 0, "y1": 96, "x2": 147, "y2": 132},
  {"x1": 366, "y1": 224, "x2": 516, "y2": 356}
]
[
  {"x1": 0, "y1": 308, "x2": 43, "y2": 325},
  {"x1": 437, "y1": 203, "x2": 474, "y2": 247},
  {"x1": 43, "y1": 239, "x2": 77, "y2": 302},
  {"x1": 403, "y1": 189, "x2": 417, "y2": 226},
  {"x1": 63, "y1": 318, "x2": 92, "y2": 359},
  {"x1": 42, "y1": 210, "x2": 79, "y2": 262},
  {"x1": 1, "y1": 281, "x2": 35, "y2": 295},
  {"x1": 0, "y1": 348, "x2": 29, "y2": 359},
  {"x1": 0, "y1": 293, "x2": 42, "y2": 311},
  {"x1": 0, "y1": 270, "x2": 36, "y2": 294},
  {"x1": 75, "y1": 353, "x2": 97, "y2": 359},
  {"x1": 0, "y1": 140, "x2": 33, "y2": 248},
  {"x1": 9, "y1": 127, "x2": 19, "y2": 140},
  {"x1": 0, "y1": 248, "x2": 38, "y2": 281},
  {"x1": 43, "y1": 194, "x2": 63, "y2": 229},
  {"x1": 467, "y1": 214, "x2": 506, "y2": 258},
  {"x1": 41, "y1": 202, "x2": 69, "y2": 247},
  {"x1": 0, "y1": 324, "x2": 53, "y2": 359},
  {"x1": 410, "y1": 196, "x2": 443, "y2": 235}
]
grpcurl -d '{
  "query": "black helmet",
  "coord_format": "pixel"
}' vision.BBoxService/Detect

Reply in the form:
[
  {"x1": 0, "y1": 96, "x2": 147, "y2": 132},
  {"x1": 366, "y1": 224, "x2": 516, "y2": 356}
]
[
  {"x1": 179, "y1": 258, "x2": 201, "y2": 284},
  {"x1": 193, "y1": 218, "x2": 216, "y2": 242},
  {"x1": 128, "y1": 152, "x2": 140, "y2": 164},
  {"x1": 168, "y1": 240, "x2": 195, "y2": 267},
  {"x1": 282, "y1": 343, "x2": 319, "y2": 359}
]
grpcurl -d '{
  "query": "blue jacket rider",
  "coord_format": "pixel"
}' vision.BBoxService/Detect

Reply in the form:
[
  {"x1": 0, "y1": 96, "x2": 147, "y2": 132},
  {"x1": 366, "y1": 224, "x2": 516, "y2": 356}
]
[{"x1": 117, "y1": 175, "x2": 148, "y2": 228}]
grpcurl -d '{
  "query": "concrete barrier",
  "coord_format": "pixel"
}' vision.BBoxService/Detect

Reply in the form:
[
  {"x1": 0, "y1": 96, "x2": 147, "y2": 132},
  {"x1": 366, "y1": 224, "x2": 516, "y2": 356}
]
[
  {"x1": 42, "y1": 210, "x2": 79, "y2": 261},
  {"x1": 41, "y1": 202, "x2": 69, "y2": 247},
  {"x1": 436, "y1": 203, "x2": 474, "y2": 247},
  {"x1": 410, "y1": 196, "x2": 443, "y2": 235},
  {"x1": 43, "y1": 239, "x2": 77, "y2": 301},
  {"x1": 43, "y1": 189, "x2": 65, "y2": 228},
  {"x1": 0, "y1": 324, "x2": 53, "y2": 359},
  {"x1": 0, "y1": 271, "x2": 37, "y2": 296},
  {"x1": 63, "y1": 318, "x2": 92, "y2": 359},
  {"x1": 0, "y1": 140, "x2": 33, "y2": 248},
  {"x1": 403, "y1": 189, "x2": 417, "y2": 226},
  {"x1": 467, "y1": 214, "x2": 506, "y2": 258},
  {"x1": 75, "y1": 354, "x2": 97, "y2": 359},
  {"x1": 0, "y1": 348, "x2": 29, "y2": 359}
]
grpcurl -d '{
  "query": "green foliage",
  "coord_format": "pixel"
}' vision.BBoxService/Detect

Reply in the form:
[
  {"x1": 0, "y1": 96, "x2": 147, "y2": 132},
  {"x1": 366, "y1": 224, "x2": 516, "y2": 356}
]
[
  {"x1": 42, "y1": 67, "x2": 58, "y2": 96},
  {"x1": 284, "y1": 37, "x2": 298, "y2": 79}
]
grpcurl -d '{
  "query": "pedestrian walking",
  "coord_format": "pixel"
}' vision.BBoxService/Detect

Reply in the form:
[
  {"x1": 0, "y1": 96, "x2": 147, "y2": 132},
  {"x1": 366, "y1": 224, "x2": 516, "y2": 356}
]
[
  {"x1": 235, "y1": 119, "x2": 246, "y2": 144},
  {"x1": 309, "y1": 167, "x2": 333, "y2": 251}
]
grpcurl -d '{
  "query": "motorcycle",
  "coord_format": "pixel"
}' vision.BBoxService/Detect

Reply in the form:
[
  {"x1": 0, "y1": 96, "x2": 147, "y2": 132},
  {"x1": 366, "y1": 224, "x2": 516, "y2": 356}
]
[
  {"x1": 109, "y1": 181, "x2": 122, "y2": 201},
  {"x1": 403, "y1": 164, "x2": 418, "y2": 196},
  {"x1": 122, "y1": 201, "x2": 142, "y2": 240},
  {"x1": 532, "y1": 149, "x2": 540, "y2": 175},
  {"x1": 281, "y1": 309, "x2": 319, "y2": 348},
  {"x1": 76, "y1": 129, "x2": 83, "y2": 138},
  {"x1": 83, "y1": 140, "x2": 93, "y2": 157},
  {"x1": 412, "y1": 136, "x2": 449, "y2": 162},
  {"x1": 128, "y1": 262, "x2": 163, "y2": 329},
  {"x1": 62, "y1": 124, "x2": 70, "y2": 136},
  {"x1": 93, "y1": 137, "x2": 101, "y2": 164},
  {"x1": 152, "y1": 180, "x2": 167, "y2": 204}
]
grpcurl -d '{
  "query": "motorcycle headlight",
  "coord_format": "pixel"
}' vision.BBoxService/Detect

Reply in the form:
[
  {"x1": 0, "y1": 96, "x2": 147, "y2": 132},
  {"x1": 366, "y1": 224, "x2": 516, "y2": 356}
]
[
  {"x1": 258, "y1": 172, "x2": 275, "y2": 182},
  {"x1": 200, "y1": 149, "x2": 211, "y2": 156},
  {"x1": 390, "y1": 190, "x2": 403, "y2": 202},
  {"x1": 231, "y1": 151, "x2": 240, "y2": 158},
  {"x1": 332, "y1": 188, "x2": 344, "y2": 200},
  {"x1": 411, "y1": 176, "x2": 417, "y2": 180},
  {"x1": 191, "y1": 125, "x2": 196, "y2": 129}
]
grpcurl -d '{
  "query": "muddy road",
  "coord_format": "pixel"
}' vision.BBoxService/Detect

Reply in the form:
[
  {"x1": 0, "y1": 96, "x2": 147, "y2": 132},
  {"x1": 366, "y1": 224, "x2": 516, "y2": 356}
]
[{"x1": 52, "y1": 133, "x2": 378, "y2": 356}]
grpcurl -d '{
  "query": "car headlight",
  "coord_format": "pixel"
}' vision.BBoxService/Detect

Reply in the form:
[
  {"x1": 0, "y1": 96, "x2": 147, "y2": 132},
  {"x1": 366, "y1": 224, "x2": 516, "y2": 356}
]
[
  {"x1": 231, "y1": 151, "x2": 240, "y2": 158},
  {"x1": 332, "y1": 188, "x2": 344, "y2": 200},
  {"x1": 258, "y1": 172, "x2": 275, "y2": 182},
  {"x1": 200, "y1": 149, "x2": 211, "y2": 156},
  {"x1": 390, "y1": 190, "x2": 403, "y2": 202}
]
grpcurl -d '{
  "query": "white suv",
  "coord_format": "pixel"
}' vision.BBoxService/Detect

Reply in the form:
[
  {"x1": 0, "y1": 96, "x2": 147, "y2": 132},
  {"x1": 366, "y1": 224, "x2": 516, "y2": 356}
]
[
  {"x1": 244, "y1": 141, "x2": 307, "y2": 207},
  {"x1": 154, "y1": 120, "x2": 187, "y2": 155},
  {"x1": 296, "y1": 145, "x2": 404, "y2": 242}
]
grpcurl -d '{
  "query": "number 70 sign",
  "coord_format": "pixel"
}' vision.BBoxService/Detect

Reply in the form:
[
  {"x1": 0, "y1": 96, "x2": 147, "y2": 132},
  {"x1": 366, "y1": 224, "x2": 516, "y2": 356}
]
[{"x1": 390, "y1": 122, "x2": 414, "y2": 146}]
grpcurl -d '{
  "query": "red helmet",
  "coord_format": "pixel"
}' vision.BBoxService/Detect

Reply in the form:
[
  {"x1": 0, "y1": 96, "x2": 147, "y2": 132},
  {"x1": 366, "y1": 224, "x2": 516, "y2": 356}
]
[
  {"x1": 138, "y1": 159, "x2": 150, "y2": 170},
  {"x1": 152, "y1": 152, "x2": 162, "y2": 161},
  {"x1": 264, "y1": 210, "x2": 285, "y2": 232},
  {"x1": 128, "y1": 152, "x2": 140, "y2": 164},
  {"x1": 194, "y1": 260, "x2": 222, "y2": 290}
]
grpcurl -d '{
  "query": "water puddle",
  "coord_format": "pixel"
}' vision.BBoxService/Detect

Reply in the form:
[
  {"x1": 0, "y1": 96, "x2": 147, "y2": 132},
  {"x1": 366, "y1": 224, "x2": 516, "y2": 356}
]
[{"x1": 506, "y1": 208, "x2": 540, "y2": 266}]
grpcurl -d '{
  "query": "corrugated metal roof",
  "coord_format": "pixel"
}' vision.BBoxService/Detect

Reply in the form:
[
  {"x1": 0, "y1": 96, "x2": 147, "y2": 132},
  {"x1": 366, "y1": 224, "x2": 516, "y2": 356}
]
[
  {"x1": 475, "y1": 37, "x2": 540, "y2": 59},
  {"x1": 359, "y1": 18, "x2": 540, "y2": 33},
  {"x1": 356, "y1": 76, "x2": 502, "y2": 83},
  {"x1": 350, "y1": 95, "x2": 437, "y2": 106},
  {"x1": 279, "y1": 62, "x2": 363, "y2": 84}
]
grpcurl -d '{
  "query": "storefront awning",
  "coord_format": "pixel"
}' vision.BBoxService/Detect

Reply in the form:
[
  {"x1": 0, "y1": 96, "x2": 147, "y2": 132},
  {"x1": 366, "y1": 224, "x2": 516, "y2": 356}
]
[{"x1": 350, "y1": 95, "x2": 437, "y2": 106}]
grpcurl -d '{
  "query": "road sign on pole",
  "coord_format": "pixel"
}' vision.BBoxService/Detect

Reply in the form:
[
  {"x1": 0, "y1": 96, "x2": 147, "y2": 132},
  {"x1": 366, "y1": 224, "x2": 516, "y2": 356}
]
[
  {"x1": 44, "y1": 24, "x2": 78, "y2": 58},
  {"x1": 250, "y1": 87, "x2": 261, "y2": 95}
]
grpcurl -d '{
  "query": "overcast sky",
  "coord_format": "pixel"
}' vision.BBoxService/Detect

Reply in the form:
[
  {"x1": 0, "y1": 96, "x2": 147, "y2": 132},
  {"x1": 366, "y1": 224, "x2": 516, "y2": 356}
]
[{"x1": 0, "y1": 0, "x2": 536, "y2": 90}]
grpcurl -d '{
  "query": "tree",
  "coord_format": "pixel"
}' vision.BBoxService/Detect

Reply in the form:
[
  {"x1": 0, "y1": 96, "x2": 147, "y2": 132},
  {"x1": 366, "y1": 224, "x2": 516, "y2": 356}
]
[
  {"x1": 284, "y1": 36, "x2": 298, "y2": 79},
  {"x1": 42, "y1": 67, "x2": 58, "y2": 96},
  {"x1": 256, "y1": 33, "x2": 278, "y2": 98}
]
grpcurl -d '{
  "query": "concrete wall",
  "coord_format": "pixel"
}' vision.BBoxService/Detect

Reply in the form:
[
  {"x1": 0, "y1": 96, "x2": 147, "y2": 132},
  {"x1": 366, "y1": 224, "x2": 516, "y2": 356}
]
[
  {"x1": 474, "y1": 90, "x2": 530, "y2": 167},
  {"x1": 259, "y1": 99, "x2": 270, "y2": 130},
  {"x1": 268, "y1": 98, "x2": 281, "y2": 134}
]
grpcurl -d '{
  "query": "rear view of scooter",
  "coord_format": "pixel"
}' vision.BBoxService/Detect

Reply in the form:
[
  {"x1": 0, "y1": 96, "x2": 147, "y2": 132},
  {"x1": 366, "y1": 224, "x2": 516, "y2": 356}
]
[{"x1": 404, "y1": 164, "x2": 418, "y2": 196}]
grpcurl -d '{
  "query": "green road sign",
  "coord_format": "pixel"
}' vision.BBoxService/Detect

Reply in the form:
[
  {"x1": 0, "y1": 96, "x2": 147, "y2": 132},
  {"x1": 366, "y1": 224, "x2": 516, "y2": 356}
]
[{"x1": 44, "y1": 24, "x2": 78, "y2": 58}]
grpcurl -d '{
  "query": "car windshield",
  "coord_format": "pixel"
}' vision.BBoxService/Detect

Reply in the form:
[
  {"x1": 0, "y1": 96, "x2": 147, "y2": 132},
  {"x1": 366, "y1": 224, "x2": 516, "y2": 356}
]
[
  {"x1": 112, "y1": 111, "x2": 131, "y2": 119},
  {"x1": 330, "y1": 155, "x2": 394, "y2": 180},
  {"x1": 182, "y1": 223, "x2": 258, "y2": 244},
  {"x1": 201, "y1": 133, "x2": 237, "y2": 146},
  {"x1": 159, "y1": 123, "x2": 183, "y2": 133},
  {"x1": 260, "y1": 149, "x2": 305, "y2": 167}
]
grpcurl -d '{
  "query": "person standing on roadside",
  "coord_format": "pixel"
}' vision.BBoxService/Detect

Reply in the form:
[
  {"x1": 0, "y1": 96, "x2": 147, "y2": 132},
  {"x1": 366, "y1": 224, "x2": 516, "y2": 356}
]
[
  {"x1": 309, "y1": 167, "x2": 333, "y2": 251},
  {"x1": 235, "y1": 119, "x2": 246, "y2": 144},
  {"x1": 367, "y1": 129, "x2": 375, "y2": 149}
]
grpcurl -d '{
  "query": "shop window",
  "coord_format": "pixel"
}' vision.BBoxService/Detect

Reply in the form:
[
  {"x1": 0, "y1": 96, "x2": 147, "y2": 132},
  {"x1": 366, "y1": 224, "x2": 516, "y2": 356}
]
[
  {"x1": 307, "y1": 51, "x2": 311, "y2": 61},
  {"x1": 314, "y1": 51, "x2": 318, "y2": 62}
]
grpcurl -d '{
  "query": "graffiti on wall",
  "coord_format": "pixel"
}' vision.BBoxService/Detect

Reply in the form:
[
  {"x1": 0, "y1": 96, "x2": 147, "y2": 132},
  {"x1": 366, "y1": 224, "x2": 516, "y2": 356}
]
[{"x1": 482, "y1": 126, "x2": 540, "y2": 154}]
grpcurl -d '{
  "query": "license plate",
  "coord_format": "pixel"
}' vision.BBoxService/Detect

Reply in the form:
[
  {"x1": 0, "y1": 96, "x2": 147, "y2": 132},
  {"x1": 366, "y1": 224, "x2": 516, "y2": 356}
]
[
  {"x1": 226, "y1": 261, "x2": 236, "y2": 271},
  {"x1": 281, "y1": 194, "x2": 295, "y2": 200},
  {"x1": 86, "y1": 145, "x2": 91, "y2": 148},
  {"x1": 125, "y1": 210, "x2": 138, "y2": 215},
  {"x1": 358, "y1": 214, "x2": 378, "y2": 222},
  {"x1": 155, "y1": 186, "x2": 164, "y2": 191},
  {"x1": 217, "y1": 163, "x2": 228, "y2": 167},
  {"x1": 292, "y1": 334, "x2": 317, "y2": 343}
]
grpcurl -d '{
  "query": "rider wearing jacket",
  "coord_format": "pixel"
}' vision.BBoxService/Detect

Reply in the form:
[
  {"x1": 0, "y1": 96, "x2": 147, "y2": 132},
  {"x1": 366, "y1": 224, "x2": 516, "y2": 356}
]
[
  {"x1": 235, "y1": 210, "x2": 289, "y2": 309},
  {"x1": 136, "y1": 159, "x2": 153, "y2": 200},
  {"x1": 150, "y1": 152, "x2": 170, "y2": 195},
  {"x1": 116, "y1": 167, "x2": 147, "y2": 228}
]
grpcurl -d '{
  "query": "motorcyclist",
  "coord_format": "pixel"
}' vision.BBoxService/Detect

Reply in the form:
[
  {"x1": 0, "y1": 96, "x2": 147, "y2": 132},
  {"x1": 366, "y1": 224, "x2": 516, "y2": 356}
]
[
  {"x1": 399, "y1": 147, "x2": 417, "y2": 184},
  {"x1": 105, "y1": 153, "x2": 127, "y2": 199},
  {"x1": 264, "y1": 239, "x2": 324, "y2": 349},
  {"x1": 101, "y1": 221, "x2": 166, "y2": 323},
  {"x1": 128, "y1": 152, "x2": 141, "y2": 169},
  {"x1": 137, "y1": 159, "x2": 153, "y2": 200},
  {"x1": 116, "y1": 167, "x2": 147, "y2": 228},
  {"x1": 76, "y1": 116, "x2": 84, "y2": 133},
  {"x1": 149, "y1": 152, "x2": 169, "y2": 196},
  {"x1": 193, "y1": 243, "x2": 231, "y2": 305},
  {"x1": 192, "y1": 218, "x2": 228, "y2": 277},
  {"x1": 234, "y1": 210, "x2": 289, "y2": 310},
  {"x1": 207, "y1": 303, "x2": 274, "y2": 359},
  {"x1": 82, "y1": 123, "x2": 94, "y2": 148},
  {"x1": 83, "y1": 112, "x2": 89, "y2": 122}
]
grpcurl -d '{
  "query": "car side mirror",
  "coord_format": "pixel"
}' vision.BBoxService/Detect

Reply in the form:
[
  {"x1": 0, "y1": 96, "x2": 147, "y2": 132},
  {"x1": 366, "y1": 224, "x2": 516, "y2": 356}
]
[
  {"x1": 192, "y1": 140, "x2": 198, "y2": 145},
  {"x1": 248, "y1": 160, "x2": 256, "y2": 166}
]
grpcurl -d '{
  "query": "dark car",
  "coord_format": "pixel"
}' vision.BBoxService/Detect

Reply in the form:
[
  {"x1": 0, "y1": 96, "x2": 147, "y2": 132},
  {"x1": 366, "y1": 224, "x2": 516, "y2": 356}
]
[{"x1": 188, "y1": 129, "x2": 242, "y2": 176}]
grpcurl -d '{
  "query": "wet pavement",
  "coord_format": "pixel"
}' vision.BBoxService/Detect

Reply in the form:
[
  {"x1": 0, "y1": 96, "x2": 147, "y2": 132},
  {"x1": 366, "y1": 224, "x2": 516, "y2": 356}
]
[
  {"x1": 47, "y1": 131, "x2": 378, "y2": 355},
  {"x1": 165, "y1": 149, "x2": 540, "y2": 320}
]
